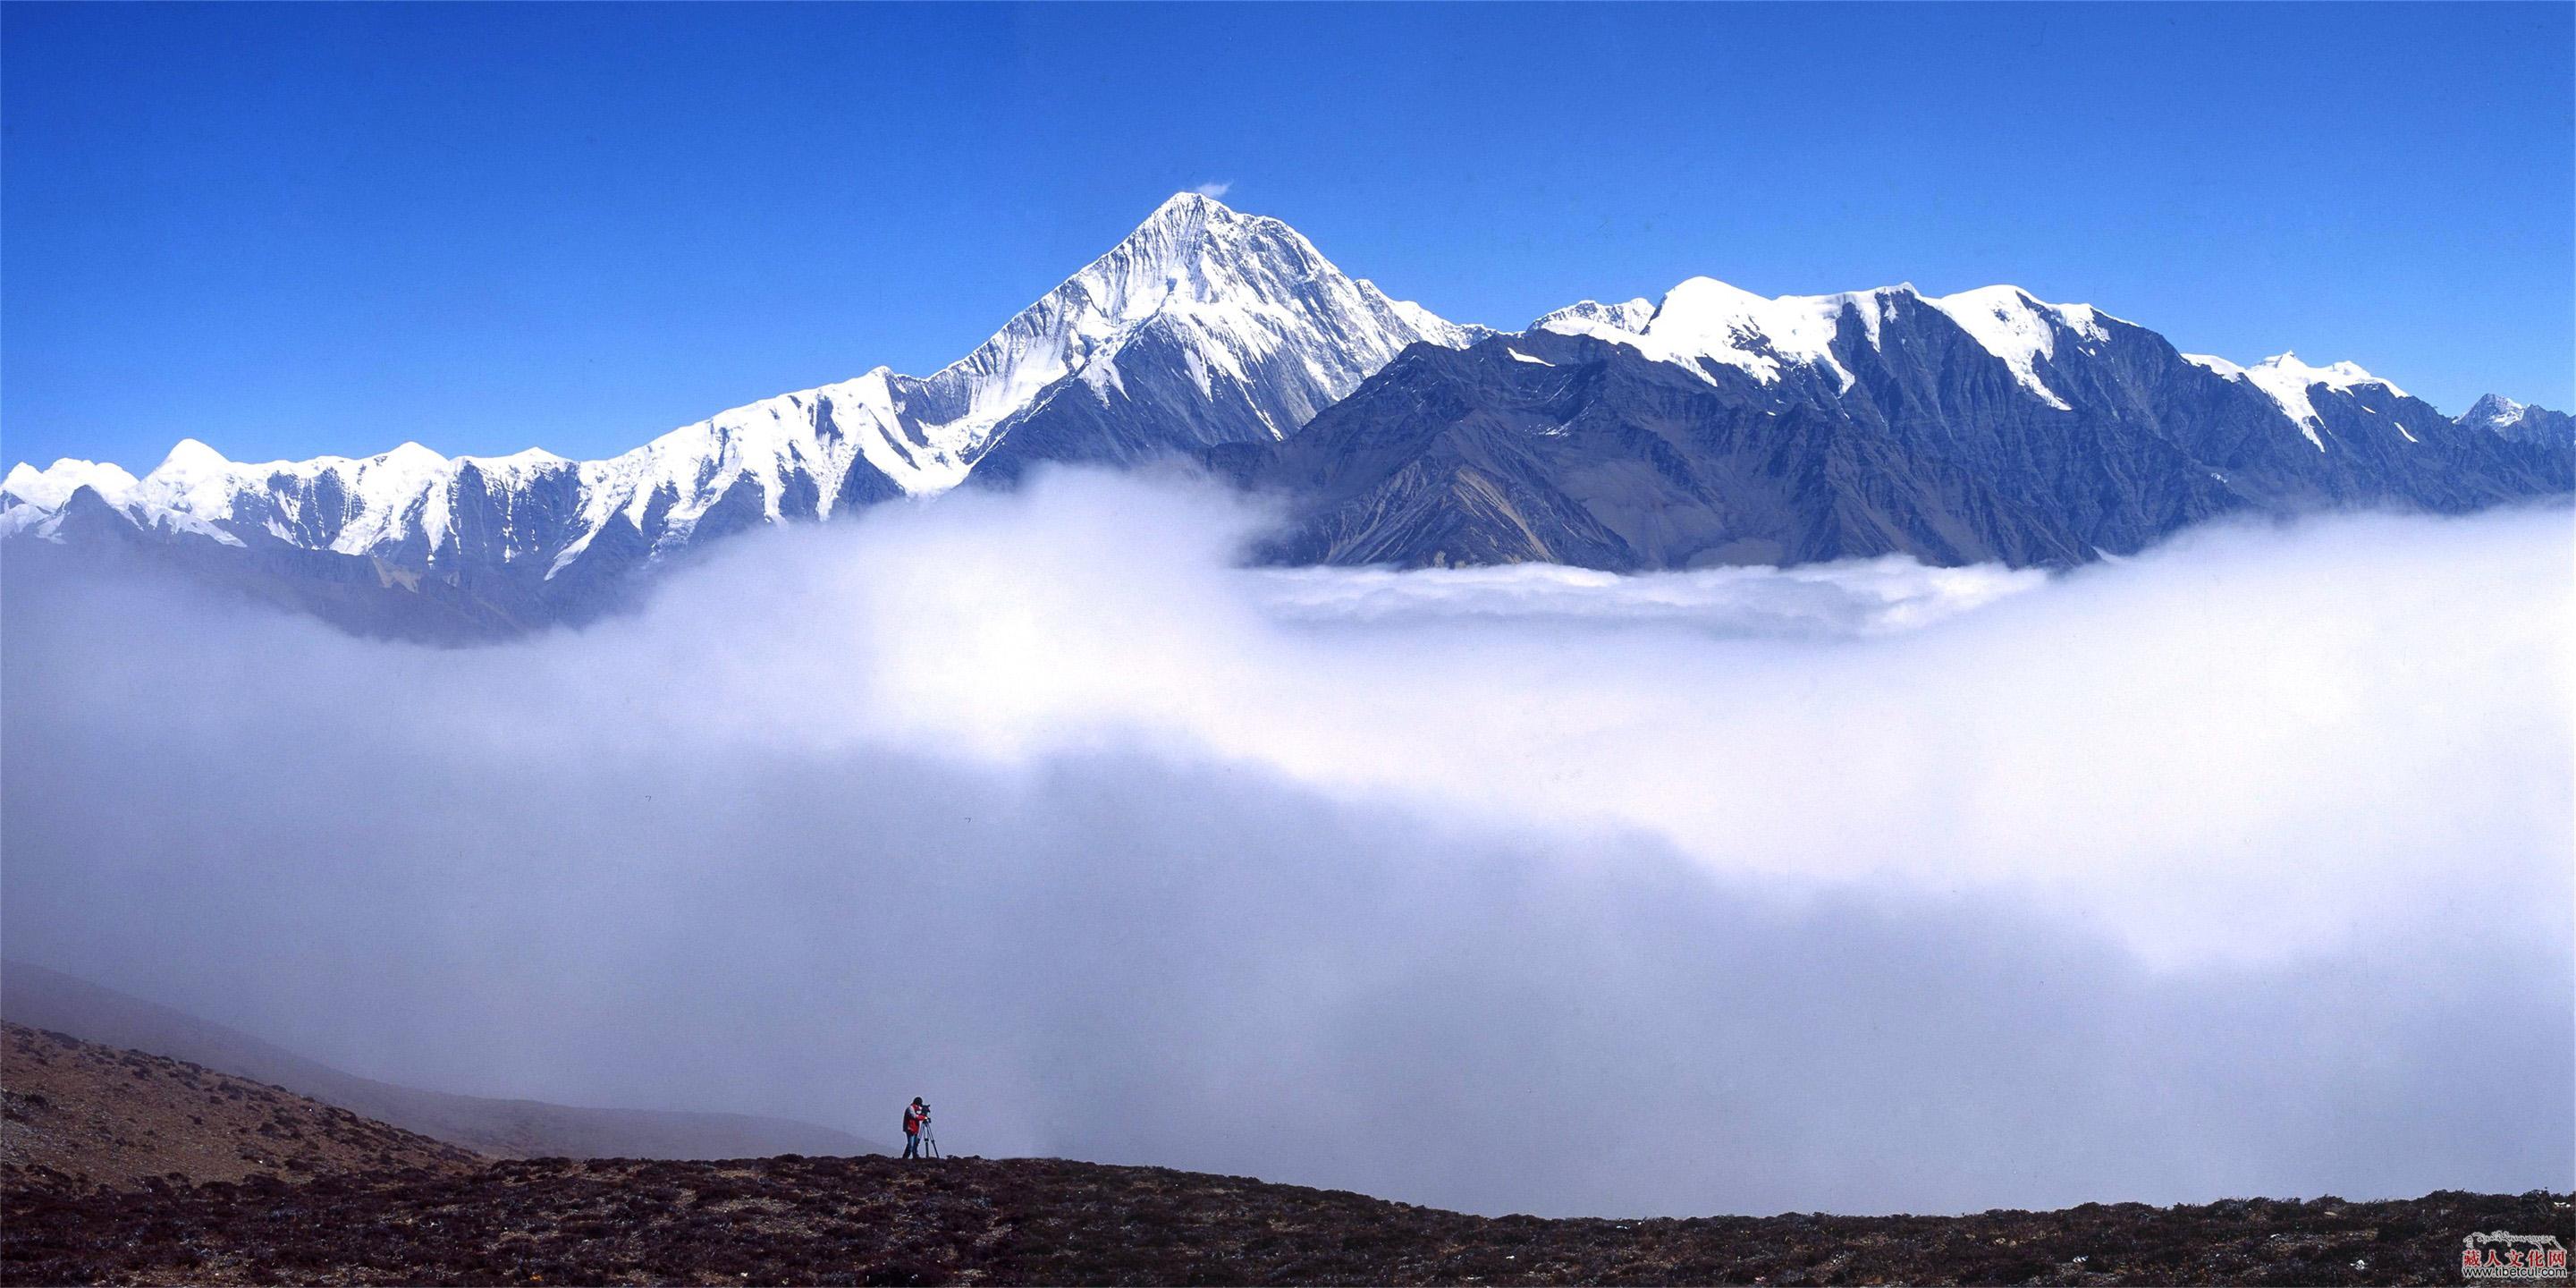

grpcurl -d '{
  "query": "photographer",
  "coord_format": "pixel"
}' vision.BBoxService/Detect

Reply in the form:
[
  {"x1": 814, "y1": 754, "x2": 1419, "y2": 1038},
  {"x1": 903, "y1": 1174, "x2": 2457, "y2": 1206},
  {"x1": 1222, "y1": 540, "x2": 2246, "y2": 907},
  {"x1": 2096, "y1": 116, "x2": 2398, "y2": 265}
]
[{"x1": 901, "y1": 1097, "x2": 929, "y2": 1159}]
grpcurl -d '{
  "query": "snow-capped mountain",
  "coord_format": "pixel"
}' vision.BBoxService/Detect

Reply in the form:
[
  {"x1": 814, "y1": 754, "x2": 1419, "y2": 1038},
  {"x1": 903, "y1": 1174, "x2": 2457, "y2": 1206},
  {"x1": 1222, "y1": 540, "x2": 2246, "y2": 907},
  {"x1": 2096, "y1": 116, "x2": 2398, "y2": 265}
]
[
  {"x1": 1222, "y1": 277, "x2": 2572, "y2": 572},
  {"x1": 1527, "y1": 278, "x2": 2444, "y2": 444},
  {"x1": 943, "y1": 192, "x2": 1486, "y2": 483},
  {"x1": 3, "y1": 192, "x2": 1473, "y2": 618},
  {"x1": 7, "y1": 196, "x2": 2570, "y2": 637}
]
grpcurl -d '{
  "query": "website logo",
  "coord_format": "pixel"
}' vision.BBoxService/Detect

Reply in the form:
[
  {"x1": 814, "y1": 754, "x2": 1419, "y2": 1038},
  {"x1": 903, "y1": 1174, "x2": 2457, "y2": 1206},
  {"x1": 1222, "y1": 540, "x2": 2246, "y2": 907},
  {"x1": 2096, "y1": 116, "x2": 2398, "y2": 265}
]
[{"x1": 2464, "y1": 1232, "x2": 2570, "y2": 1282}]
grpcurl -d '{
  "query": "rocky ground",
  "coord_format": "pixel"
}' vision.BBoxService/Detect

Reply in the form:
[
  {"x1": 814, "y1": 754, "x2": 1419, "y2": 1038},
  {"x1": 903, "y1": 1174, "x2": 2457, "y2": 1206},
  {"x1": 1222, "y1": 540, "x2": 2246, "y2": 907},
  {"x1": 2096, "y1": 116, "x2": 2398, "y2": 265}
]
[{"x1": 5, "y1": 1150, "x2": 2567, "y2": 1286}]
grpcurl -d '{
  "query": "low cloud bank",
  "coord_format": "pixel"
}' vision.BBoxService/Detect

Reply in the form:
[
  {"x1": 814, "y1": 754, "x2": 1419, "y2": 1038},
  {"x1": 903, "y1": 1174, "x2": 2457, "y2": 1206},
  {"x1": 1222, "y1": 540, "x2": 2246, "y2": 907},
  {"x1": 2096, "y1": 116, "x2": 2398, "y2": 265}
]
[
  {"x1": 1249, "y1": 557, "x2": 2045, "y2": 636},
  {"x1": 4, "y1": 475, "x2": 2568, "y2": 1216}
]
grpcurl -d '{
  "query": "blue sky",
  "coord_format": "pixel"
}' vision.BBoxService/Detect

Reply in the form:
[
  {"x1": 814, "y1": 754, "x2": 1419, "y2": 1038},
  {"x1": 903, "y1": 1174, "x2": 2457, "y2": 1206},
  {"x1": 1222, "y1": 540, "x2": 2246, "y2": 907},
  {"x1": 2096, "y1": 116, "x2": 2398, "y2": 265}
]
[{"x1": 5, "y1": 3, "x2": 2569, "y2": 470}]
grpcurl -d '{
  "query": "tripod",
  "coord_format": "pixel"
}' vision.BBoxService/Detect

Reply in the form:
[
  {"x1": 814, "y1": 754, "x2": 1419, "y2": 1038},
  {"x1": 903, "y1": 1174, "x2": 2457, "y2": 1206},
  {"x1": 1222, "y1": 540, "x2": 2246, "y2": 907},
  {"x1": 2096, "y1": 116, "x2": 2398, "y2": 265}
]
[{"x1": 915, "y1": 1118, "x2": 941, "y2": 1159}]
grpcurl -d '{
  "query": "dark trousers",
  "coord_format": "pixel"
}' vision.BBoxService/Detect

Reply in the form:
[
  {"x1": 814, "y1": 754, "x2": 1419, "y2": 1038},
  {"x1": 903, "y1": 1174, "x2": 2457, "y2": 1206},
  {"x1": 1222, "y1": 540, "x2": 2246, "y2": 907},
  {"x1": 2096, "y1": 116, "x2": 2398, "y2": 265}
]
[{"x1": 903, "y1": 1132, "x2": 919, "y2": 1158}]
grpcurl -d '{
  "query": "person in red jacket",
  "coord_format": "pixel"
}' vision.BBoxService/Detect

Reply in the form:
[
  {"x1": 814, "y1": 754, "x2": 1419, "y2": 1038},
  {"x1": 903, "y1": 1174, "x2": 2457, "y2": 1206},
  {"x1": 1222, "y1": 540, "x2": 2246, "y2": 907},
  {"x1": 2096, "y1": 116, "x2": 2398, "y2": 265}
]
[{"x1": 901, "y1": 1097, "x2": 928, "y2": 1159}]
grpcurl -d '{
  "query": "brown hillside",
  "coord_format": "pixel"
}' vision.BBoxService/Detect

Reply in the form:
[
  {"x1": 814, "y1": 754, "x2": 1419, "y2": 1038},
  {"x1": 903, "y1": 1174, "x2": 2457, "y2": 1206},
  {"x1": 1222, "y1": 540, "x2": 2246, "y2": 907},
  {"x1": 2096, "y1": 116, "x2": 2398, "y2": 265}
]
[
  {"x1": 0, "y1": 1022, "x2": 479, "y2": 1190},
  {"x1": 1, "y1": 962, "x2": 886, "y2": 1160}
]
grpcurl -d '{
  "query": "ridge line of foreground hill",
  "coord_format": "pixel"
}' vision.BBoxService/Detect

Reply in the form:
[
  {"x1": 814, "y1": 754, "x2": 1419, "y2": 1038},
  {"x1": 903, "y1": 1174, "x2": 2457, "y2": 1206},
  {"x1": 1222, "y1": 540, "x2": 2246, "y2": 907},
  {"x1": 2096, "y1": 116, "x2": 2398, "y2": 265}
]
[{"x1": 8, "y1": 1153, "x2": 2568, "y2": 1286}]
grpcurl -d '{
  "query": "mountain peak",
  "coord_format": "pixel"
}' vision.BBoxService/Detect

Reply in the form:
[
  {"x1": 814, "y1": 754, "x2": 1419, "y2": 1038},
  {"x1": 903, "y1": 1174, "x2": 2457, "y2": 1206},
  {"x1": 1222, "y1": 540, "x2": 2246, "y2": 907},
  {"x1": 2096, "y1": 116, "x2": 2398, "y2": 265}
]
[
  {"x1": 1921, "y1": 286, "x2": 2110, "y2": 411},
  {"x1": 1145, "y1": 190, "x2": 1239, "y2": 224},
  {"x1": 929, "y1": 194, "x2": 1473, "y2": 462},
  {"x1": 2460, "y1": 391, "x2": 2573, "y2": 441},
  {"x1": 2, "y1": 458, "x2": 140, "y2": 511},
  {"x1": 1106, "y1": 191, "x2": 1268, "y2": 268},
  {"x1": 2214, "y1": 352, "x2": 2407, "y2": 448},
  {"x1": 1534, "y1": 278, "x2": 1862, "y2": 390},
  {"x1": 1099, "y1": 190, "x2": 1303, "y2": 286},
  {"x1": 154, "y1": 437, "x2": 232, "y2": 478},
  {"x1": 2248, "y1": 352, "x2": 2400, "y2": 395},
  {"x1": 2458, "y1": 393, "x2": 2572, "y2": 446},
  {"x1": 2463, "y1": 393, "x2": 2529, "y2": 427},
  {"x1": 377, "y1": 441, "x2": 450, "y2": 469},
  {"x1": 1531, "y1": 298, "x2": 1655, "y2": 339}
]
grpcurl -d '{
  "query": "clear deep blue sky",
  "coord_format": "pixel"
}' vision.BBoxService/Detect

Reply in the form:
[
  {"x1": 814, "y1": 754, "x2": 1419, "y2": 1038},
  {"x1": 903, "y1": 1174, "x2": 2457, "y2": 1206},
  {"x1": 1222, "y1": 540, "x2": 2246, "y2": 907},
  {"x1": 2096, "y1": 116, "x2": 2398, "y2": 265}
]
[{"x1": 5, "y1": 3, "x2": 2570, "y2": 470}]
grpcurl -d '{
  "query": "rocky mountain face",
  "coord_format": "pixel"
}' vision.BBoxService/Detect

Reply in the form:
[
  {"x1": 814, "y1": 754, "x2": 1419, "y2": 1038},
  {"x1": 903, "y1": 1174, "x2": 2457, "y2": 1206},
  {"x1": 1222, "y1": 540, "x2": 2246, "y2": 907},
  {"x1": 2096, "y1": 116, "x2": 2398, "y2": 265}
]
[
  {"x1": 0, "y1": 193, "x2": 1473, "y2": 637},
  {"x1": 1218, "y1": 282, "x2": 2573, "y2": 571},
  {"x1": 4, "y1": 196, "x2": 2568, "y2": 637}
]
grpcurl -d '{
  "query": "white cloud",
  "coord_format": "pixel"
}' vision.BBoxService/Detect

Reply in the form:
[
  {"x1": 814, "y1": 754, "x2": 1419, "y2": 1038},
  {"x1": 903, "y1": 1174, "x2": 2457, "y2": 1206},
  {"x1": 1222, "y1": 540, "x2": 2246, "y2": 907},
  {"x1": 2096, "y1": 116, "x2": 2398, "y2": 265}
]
[
  {"x1": 4, "y1": 473, "x2": 2567, "y2": 1216},
  {"x1": 577, "y1": 475, "x2": 2564, "y2": 967},
  {"x1": 1250, "y1": 558, "x2": 2046, "y2": 637},
  {"x1": 1190, "y1": 179, "x2": 1232, "y2": 199}
]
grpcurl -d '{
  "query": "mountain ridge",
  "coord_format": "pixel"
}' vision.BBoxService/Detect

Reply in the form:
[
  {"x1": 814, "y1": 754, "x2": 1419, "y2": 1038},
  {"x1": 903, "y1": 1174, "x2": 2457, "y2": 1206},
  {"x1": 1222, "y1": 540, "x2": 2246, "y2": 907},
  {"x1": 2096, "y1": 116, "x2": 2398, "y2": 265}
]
[
  {"x1": 1218, "y1": 291, "x2": 2570, "y2": 572},
  {"x1": 5, "y1": 193, "x2": 2568, "y2": 637},
  {"x1": 2, "y1": 193, "x2": 1474, "y2": 599}
]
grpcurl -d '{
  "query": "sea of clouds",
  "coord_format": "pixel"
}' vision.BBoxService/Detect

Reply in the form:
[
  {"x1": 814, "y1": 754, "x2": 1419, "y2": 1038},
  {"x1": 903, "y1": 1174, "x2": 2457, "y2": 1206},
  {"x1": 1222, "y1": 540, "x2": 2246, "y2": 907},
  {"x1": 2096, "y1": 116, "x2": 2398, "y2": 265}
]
[{"x1": 4, "y1": 471, "x2": 2567, "y2": 1216}]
